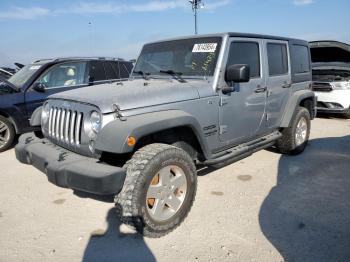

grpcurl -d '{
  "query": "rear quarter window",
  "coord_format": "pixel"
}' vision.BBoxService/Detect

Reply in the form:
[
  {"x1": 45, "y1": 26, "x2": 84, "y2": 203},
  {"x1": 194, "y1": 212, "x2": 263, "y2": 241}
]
[{"x1": 292, "y1": 45, "x2": 310, "y2": 74}]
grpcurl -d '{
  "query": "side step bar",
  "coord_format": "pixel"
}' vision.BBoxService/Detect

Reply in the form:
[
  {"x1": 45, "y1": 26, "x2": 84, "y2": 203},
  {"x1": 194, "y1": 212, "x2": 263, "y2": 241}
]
[{"x1": 202, "y1": 131, "x2": 282, "y2": 165}]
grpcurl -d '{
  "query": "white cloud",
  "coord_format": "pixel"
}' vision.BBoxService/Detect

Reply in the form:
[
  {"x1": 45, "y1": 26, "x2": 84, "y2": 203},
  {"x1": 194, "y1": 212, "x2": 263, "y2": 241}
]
[
  {"x1": 0, "y1": 7, "x2": 50, "y2": 20},
  {"x1": 293, "y1": 0, "x2": 314, "y2": 6},
  {"x1": 0, "y1": 1, "x2": 231, "y2": 20},
  {"x1": 204, "y1": 0, "x2": 231, "y2": 10},
  {"x1": 66, "y1": 1, "x2": 187, "y2": 14}
]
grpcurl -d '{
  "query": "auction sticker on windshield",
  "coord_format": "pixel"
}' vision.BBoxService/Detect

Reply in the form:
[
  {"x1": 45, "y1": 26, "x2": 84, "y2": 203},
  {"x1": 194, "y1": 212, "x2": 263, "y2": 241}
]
[{"x1": 192, "y1": 43, "x2": 217, "y2": 53}]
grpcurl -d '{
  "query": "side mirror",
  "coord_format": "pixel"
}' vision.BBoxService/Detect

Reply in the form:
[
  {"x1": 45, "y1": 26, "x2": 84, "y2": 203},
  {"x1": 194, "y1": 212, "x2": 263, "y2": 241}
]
[
  {"x1": 225, "y1": 64, "x2": 250, "y2": 83},
  {"x1": 32, "y1": 82, "x2": 46, "y2": 93}
]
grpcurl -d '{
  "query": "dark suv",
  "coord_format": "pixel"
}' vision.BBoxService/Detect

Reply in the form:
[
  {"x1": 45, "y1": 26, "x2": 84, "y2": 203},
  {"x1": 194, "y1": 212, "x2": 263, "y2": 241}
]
[{"x1": 0, "y1": 57, "x2": 133, "y2": 152}]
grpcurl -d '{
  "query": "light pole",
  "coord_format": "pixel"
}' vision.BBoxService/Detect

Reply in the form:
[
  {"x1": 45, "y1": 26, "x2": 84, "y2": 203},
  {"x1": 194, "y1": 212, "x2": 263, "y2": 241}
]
[{"x1": 189, "y1": 0, "x2": 204, "y2": 34}]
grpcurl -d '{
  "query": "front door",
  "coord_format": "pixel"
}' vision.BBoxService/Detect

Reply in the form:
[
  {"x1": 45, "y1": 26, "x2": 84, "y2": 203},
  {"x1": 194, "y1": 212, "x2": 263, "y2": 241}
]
[
  {"x1": 219, "y1": 39, "x2": 267, "y2": 145},
  {"x1": 265, "y1": 40, "x2": 292, "y2": 128},
  {"x1": 24, "y1": 61, "x2": 89, "y2": 120}
]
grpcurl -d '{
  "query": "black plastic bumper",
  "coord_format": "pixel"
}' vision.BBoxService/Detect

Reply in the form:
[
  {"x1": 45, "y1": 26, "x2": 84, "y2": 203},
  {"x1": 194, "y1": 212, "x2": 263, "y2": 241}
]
[
  {"x1": 15, "y1": 133, "x2": 126, "y2": 195},
  {"x1": 316, "y1": 107, "x2": 350, "y2": 114}
]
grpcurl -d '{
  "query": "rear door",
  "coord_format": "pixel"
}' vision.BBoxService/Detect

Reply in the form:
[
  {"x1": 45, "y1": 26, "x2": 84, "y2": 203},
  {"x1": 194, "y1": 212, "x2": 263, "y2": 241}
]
[
  {"x1": 265, "y1": 41, "x2": 292, "y2": 128},
  {"x1": 219, "y1": 38, "x2": 267, "y2": 145},
  {"x1": 88, "y1": 61, "x2": 107, "y2": 85}
]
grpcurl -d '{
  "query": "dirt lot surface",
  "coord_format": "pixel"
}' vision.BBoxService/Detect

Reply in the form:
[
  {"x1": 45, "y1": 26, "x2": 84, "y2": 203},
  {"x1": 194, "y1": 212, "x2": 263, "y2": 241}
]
[{"x1": 1, "y1": 117, "x2": 349, "y2": 262}]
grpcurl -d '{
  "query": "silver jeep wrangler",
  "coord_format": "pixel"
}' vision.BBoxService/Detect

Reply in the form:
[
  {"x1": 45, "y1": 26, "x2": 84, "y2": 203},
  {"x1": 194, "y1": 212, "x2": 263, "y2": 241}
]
[{"x1": 16, "y1": 33, "x2": 316, "y2": 237}]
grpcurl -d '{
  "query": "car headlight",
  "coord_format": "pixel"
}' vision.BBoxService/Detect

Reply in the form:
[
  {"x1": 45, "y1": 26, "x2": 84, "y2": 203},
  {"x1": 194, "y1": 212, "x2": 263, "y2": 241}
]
[
  {"x1": 41, "y1": 103, "x2": 50, "y2": 124},
  {"x1": 331, "y1": 81, "x2": 350, "y2": 90},
  {"x1": 90, "y1": 111, "x2": 101, "y2": 133}
]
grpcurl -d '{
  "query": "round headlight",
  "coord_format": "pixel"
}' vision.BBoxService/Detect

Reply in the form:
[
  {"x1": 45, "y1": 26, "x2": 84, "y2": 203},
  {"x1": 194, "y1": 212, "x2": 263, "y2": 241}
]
[
  {"x1": 41, "y1": 103, "x2": 50, "y2": 124},
  {"x1": 90, "y1": 111, "x2": 101, "y2": 133}
]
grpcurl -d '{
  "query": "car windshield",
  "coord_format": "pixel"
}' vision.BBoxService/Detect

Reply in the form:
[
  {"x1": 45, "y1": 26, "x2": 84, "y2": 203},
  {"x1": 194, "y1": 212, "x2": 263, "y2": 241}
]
[
  {"x1": 133, "y1": 37, "x2": 222, "y2": 78},
  {"x1": 8, "y1": 63, "x2": 43, "y2": 87}
]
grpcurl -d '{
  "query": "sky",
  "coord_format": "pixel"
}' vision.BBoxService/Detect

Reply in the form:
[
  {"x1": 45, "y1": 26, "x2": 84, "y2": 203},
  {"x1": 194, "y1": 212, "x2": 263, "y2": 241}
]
[{"x1": 1, "y1": 0, "x2": 349, "y2": 67}]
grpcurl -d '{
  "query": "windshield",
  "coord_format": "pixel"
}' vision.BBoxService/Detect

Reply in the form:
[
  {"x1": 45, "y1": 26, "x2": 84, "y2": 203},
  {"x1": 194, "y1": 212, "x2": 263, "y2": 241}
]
[
  {"x1": 8, "y1": 64, "x2": 42, "y2": 87},
  {"x1": 133, "y1": 37, "x2": 222, "y2": 77}
]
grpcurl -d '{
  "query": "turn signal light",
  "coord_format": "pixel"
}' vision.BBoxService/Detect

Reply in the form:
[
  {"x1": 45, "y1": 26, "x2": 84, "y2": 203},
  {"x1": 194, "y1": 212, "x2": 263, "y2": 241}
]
[{"x1": 127, "y1": 136, "x2": 136, "y2": 147}]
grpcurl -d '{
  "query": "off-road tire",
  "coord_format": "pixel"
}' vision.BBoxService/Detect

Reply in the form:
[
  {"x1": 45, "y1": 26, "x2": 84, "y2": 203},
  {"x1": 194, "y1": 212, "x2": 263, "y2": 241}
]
[
  {"x1": 0, "y1": 116, "x2": 15, "y2": 153},
  {"x1": 276, "y1": 107, "x2": 311, "y2": 155},
  {"x1": 114, "y1": 143, "x2": 197, "y2": 238}
]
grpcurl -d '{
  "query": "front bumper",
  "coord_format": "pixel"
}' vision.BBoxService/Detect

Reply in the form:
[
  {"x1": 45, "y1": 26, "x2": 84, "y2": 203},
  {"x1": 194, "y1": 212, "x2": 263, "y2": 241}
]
[
  {"x1": 316, "y1": 106, "x2": 350, "y2": 114},
  {"x1": 315, "y1": 90, "x2": 350, "y2": 114},
  {"x1": 15, "y1": 133, "x2": 126, "y2": 195}
]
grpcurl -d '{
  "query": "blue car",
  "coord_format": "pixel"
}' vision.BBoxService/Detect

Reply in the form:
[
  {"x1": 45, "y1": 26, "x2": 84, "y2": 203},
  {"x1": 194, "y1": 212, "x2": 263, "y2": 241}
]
[{"x1": 0, "y1": 57, "x2": 133, "y2": 152}]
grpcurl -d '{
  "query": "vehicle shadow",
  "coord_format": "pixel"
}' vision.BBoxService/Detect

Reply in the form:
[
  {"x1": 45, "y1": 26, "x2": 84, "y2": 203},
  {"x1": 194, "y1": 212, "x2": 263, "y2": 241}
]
[
  {"x1": 259, "y1": 135, "x2": 350, "y2": 262},
  {"x1": 83, "y1": 205, "x2": 156, "y2": 262}
]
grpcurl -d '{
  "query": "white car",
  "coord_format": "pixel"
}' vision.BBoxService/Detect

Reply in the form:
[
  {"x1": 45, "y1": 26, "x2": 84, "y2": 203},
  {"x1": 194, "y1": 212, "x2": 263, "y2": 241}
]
[{"x1": 310, "y1": 41, "x2": 350, "y2": 118}]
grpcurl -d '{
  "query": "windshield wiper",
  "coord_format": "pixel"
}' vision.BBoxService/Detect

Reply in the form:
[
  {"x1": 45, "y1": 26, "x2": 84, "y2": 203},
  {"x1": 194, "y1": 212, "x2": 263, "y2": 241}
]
[
  {"x1": 160, "y1": 70, "x2": 186, "y2": 83},
  {"x1": 133, "y1": 70, "x2": 150, "y2": 80}
]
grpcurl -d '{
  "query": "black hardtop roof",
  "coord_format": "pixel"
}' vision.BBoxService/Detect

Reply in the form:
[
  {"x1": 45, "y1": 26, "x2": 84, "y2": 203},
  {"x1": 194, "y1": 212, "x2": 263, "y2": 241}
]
[
  {"x1": 33, "y1": 57, "x2": 128, "y2": 64},
  {"x1": 227, "y1": 32, "x2": 307, "y2": 44}
]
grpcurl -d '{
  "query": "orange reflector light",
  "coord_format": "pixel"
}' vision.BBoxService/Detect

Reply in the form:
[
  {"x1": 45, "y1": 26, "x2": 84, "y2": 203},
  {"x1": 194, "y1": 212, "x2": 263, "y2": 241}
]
[{"x1": 127, "y1": 136, "x2": 136, "y2": 147}]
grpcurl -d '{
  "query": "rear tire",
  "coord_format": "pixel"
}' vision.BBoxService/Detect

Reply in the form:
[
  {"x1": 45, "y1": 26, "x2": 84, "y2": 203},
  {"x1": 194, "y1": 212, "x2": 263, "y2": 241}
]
[
  {"x1": 115, "y1": 143, "x2": 197, "y2": 238},
  {"x1": 276, "y1": 107, "x2": 311, "y2": 155},
  {"x1": 0, "y1": 116, "x2": 15, "y2": 153}
]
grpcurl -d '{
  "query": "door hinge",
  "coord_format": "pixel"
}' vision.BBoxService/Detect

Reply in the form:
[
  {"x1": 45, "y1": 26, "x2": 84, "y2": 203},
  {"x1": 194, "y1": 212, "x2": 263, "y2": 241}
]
[
  {"x1": 219, "y1": 125, "x2": 228, "y2": 134},
  {"x1": 219, "y1": 97, "x2": 229, "y2": 107}
]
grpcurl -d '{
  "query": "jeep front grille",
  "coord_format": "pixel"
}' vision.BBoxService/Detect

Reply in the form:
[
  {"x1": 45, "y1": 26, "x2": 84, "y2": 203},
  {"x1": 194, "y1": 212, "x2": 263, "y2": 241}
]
[{"x1": 48, "y1": 107, "x2": 83, "y2": 146}]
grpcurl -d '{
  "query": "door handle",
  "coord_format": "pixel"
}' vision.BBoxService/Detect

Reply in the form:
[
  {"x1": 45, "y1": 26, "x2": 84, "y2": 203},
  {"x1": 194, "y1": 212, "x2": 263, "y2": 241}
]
[
  {"x1": 255, "y1": 85, "x2": 267, "y2": 93},
  {"x1": 282, "y1": 82, "x2": 292, "y2": 88}
]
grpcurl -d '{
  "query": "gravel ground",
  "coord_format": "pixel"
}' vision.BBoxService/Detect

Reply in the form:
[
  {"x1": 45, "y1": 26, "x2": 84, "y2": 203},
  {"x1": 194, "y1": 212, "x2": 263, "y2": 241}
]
[{"x1": 0, "y1": 117, "x2": 349, "y2": 262}]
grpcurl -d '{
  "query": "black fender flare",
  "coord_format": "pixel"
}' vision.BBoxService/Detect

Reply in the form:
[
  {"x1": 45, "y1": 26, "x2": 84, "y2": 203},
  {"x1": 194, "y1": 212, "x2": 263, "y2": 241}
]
[
  {"x1": 280, "y1": 90, "x2": 316, "y2": 127},
  {"x1": 94, "y1": 110, "x2": 210, "y2": 158}
]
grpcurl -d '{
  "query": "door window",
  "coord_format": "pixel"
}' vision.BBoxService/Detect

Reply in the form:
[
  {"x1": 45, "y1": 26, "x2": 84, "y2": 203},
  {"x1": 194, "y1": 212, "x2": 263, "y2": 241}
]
[
  {"x1": 120, "y1": 62, "x2": 132, "y2": 79},
  {"x1": 89, "y1": 61, "x2": 106, "y2": 83},
  {"x1": 37, "y1": 62, "x2": 87, "y2": 89},
  {"x1": 104, "y1": 62, "x2": 119, "y2": 80},
  {"x1": 111, "y1": 62, "x2": 132, "y2": 79},
  {"x1": 267, "y1": 43, "x2": 289, "y2": 76},
  {"x1": 227, "y1": 42, "x2": 260, "y2": 78}
]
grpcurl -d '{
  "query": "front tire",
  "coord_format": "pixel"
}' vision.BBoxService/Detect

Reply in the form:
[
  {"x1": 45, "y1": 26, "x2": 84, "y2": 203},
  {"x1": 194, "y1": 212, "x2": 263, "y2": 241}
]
[
  {"x1": 0, "y1": 116, "x2": 15, "y2": 153},
  {"x1": 276, "y1": 107, "x2": 311, "y2": 155},
  {"x1": 115, "y1": 143, "x2": 197, "y2": 238}
]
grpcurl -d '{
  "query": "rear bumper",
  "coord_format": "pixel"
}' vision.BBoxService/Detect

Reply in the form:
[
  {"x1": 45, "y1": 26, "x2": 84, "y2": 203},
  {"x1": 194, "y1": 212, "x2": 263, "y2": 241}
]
[{"x1": 15, "y1": 133, "x2": 126, "y2": 195}]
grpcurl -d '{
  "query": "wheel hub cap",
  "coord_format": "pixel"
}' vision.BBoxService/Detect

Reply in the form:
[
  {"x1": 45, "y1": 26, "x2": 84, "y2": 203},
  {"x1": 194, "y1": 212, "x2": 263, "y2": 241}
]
[
  {"x1": 146, "y1": 165, "x2": 187, "y2": 222},
  {"x1": 0, "y1": 120, "x2": 10, "y2": 149},
  {"x1": 295, "y1": 117, "x2": 307, "y2": 146}
]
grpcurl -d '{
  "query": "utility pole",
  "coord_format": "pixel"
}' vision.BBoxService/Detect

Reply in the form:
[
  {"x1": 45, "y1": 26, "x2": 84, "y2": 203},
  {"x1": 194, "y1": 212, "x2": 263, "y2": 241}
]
[{"x1": 189, "y1": 0, "x2": 204, "y2": 34}]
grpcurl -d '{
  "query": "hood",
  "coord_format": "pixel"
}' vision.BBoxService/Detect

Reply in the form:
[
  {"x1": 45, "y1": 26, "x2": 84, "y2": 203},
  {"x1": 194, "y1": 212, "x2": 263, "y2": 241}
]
[
  {"x1": 50, "y1": 78, "x2": 202, "y2": 113},
  {"x1": 310, "y1": 40, "x2": 350, "y2": 64},
  {"x1": 0, "y1": 77, "x2": 19, "y2": 92}
]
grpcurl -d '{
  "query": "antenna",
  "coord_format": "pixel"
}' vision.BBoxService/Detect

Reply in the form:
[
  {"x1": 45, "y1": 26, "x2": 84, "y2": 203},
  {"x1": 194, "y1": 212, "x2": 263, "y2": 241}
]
[{"x1": 189, "y1": 0, "x2": 204, "y2": 34}]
